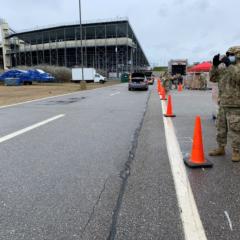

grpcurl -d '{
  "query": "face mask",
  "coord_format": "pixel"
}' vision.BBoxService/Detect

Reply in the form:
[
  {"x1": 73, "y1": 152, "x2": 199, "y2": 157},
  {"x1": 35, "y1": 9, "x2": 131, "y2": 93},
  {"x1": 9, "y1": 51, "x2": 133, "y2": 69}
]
[{"x1": 229, "y1": 56, "x2": 236, "y2": 63}]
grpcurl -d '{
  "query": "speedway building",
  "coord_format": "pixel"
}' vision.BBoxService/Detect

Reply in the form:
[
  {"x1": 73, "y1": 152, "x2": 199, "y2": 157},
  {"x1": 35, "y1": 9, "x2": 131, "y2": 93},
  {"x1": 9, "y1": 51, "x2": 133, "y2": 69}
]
[{"x1": 0, "y1": 18, "x2": 149, "y2": 77}]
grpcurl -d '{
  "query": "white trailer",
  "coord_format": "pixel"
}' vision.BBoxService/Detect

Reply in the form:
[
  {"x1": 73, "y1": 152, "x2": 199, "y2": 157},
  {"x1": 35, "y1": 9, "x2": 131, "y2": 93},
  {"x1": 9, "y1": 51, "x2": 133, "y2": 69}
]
[{"x1": 72, "y1": 68, "x2": 106, "y2": 83}]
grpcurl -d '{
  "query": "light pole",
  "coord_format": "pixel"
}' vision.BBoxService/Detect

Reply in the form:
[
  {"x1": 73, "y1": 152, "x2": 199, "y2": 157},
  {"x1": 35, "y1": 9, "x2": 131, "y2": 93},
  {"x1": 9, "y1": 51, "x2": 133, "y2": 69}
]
[
  {"x1": 115, "y1": 46, "x2": 118, "y2": 78},
  {"x1": 79, "y1": 0, "x2": 86, "y2": 89}
]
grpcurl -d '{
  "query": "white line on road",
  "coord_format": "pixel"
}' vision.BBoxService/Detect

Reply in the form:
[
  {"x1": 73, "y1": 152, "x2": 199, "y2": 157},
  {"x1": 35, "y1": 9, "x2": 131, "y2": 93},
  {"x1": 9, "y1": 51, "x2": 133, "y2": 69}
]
[
  {"x1": 224, "y1": 211, "x2": 233, "y2": 231},
  {"x1": 0, "y1": 114, "x2": 65, "y2": 144},
  {"x1": 161, "y1": 98, "x2": 207, "y2": 240},
  {"x1": 110, "y1": 92, "x2": 121, "y2": 96}
]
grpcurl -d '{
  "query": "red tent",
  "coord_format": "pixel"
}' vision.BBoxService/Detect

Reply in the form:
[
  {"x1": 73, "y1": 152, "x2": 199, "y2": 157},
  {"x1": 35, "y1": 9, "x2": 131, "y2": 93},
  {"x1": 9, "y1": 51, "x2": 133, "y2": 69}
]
[{"x1": 188, "y1": 62, "x2": 212, "y2": 73}]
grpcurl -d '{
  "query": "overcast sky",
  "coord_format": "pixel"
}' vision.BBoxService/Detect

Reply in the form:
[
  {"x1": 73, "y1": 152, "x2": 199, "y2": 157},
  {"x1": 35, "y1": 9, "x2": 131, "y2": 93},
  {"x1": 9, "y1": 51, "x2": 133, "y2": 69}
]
[{"x1": 1, "y1": 0, "x2": 240, "y2": 65}]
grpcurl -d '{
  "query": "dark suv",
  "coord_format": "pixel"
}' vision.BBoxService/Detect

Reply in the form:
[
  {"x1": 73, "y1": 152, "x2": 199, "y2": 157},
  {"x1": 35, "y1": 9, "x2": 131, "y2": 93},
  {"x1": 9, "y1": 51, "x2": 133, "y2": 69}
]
[{"x1": 128, "y1": 72, "x2": 148, "y2": 91}]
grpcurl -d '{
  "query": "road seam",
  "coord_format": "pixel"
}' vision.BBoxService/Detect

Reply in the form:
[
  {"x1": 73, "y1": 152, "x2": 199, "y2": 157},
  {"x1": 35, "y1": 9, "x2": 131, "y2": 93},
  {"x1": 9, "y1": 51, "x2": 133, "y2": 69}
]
[
  {"x1": 107, "y1": 89, "x2": 151, "y2": 240},
  {"x1": 80, "y1": 177, "x2": 109, "y2": 238},
  {"x1": 0, "y1": 114, "x2": 65, "y2": 143},
  {"x1": 161, "y1": 98, "x2": 207, "y2": 240}
]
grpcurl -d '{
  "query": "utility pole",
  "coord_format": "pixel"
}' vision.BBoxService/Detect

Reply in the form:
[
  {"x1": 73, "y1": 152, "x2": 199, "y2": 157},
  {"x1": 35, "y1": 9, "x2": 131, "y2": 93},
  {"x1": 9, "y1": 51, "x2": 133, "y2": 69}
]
[{"x1": 79, "y1": 0, "x2": 86, "y2": 90}]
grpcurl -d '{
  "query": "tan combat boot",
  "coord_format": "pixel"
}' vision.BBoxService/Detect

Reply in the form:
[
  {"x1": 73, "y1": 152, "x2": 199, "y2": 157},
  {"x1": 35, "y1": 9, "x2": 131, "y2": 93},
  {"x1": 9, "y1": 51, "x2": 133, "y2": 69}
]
[
  {"x1": 232, "y1": 150, "x2": 240, "y2": 162},
  {"x1": 209, "y1": 146, "x2": 226, "y2": 156}
]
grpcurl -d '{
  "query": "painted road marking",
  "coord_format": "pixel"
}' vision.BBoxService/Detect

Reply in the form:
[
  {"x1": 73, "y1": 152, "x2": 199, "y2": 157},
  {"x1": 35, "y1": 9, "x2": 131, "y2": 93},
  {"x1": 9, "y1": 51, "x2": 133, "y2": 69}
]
[
  {"x1": 0, "y1": 114, "x2": 65, "y2": 144},
  {"x1": 110, "y1": 92, "x2": 121, "y2": 97},
  {"x1": 224, "y1": 211, "x2": 233, "y2": 231},
  {"x1": 160, "y1": 98, "x2": 207, "y2": 240}
]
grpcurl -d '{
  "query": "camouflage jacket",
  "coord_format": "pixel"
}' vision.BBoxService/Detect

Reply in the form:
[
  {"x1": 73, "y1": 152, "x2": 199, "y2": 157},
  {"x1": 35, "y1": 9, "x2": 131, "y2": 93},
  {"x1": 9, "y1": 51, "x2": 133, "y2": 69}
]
[
  {"x1": 163, "y1": 77, "x2": 171, "y2": 91},
  {"x1": 210, "y1": 65, "x2": 240, "y2": 107}
]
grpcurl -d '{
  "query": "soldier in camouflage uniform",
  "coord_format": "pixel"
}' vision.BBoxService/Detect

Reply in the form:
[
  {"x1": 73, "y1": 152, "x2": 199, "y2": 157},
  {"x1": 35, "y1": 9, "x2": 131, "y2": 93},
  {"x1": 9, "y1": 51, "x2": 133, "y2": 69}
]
[
  {"x1": 199, "y1": 73, "x2": 207, "y2": 90},
  {"x1": 209, "y1": 46, "x2": 240, "y2": 162},
  {"x1": 162, "y1": 72, "x2": 172, "y2": 93}
]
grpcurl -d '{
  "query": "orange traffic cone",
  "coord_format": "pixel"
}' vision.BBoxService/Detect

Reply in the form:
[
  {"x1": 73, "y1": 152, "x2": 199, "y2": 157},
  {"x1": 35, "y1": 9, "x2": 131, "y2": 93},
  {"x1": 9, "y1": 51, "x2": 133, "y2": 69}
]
[
  {"x1": 159, "y1": 81, "x2": 162, "y2": 88},
  {"x1": 157, "y1": 80, "x2": 161, "y2": 91},
  {"x1": 164, "y1": 95, "x2": 176, "y2": 117},
  {"x1": 178, "y1": 83, "x2": 183, "y2": 92},
  {"x1": 184, "y1": 116, "x2": 213, "y2": 168},
  {"x1": 161, "y1": 87, "x2": 167, "y2": 100},
  {"x1": 158, "y1": 83, "x2": 162, "y2": 95}
]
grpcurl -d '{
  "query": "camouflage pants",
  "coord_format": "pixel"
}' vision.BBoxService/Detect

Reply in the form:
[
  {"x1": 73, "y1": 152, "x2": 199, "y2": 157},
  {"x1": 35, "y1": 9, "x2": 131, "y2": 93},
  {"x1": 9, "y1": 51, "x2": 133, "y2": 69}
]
[
  {"x1": 199, "y1": 79, "x2": 207, "y2": 90},
  {"x1": 216, "y1": 107, "x2": 240, "y2": 150}
]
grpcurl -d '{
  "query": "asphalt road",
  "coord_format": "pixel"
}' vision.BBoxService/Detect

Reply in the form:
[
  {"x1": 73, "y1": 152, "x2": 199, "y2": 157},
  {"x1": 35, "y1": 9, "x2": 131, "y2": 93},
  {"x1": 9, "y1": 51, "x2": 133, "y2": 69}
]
[
  {"x1": 0, "y1": 84, "x2": 152, "y2": 239},
  {"x1": 171, "y1": 90, "x2": 240, "y2": 240},
  {"x1": 114, "y1": 88, "x2": 183, "y2": 240},
  {"x1": 1, "y1": 83, "x2": 239, "y2": 240}
]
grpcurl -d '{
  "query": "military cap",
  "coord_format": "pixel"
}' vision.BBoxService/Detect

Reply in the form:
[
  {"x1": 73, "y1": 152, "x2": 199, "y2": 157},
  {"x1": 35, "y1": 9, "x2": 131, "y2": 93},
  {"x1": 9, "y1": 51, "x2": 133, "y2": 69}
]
[{"x1": 227, "y1": 46, "x2": 240, "y2": 58}]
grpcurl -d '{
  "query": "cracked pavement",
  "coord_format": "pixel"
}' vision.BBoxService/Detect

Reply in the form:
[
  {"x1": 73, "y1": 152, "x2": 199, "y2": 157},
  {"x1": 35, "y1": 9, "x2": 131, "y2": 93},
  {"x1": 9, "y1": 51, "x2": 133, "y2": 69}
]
[
  {"x1": 2, "y1": 84, "x2": 238, "y2": 240},
  {"x1": 0, "y1": 84, "x2": 151, "y2": 240}
]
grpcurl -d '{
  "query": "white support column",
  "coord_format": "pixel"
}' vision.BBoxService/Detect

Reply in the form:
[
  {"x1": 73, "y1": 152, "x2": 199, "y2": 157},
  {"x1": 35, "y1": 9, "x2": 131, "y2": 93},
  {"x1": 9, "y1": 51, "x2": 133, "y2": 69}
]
[{"x1": 0, "y1": 21, "x2": 11, "y2": 69}]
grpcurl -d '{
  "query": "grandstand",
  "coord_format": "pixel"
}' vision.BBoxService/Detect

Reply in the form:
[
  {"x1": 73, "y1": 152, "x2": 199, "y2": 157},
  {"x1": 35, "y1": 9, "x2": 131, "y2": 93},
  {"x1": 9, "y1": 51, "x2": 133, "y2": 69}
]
[{"x1": 1, "y1": 18, "x2": 149, "y2": 77}]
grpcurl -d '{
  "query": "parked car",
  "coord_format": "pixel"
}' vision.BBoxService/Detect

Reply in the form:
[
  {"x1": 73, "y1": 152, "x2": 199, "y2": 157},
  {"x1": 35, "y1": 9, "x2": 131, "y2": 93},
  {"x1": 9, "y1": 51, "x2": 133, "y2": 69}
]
[
  {"x1": 0, "y1": 69, "x2": 55, "y2": 85},
  {"x1": 128, "y1": 72, "x2": 148, "y2": 91},
  {"x1": 28, "y1": 69, "x2": 55, "y2": 82},
  {"x1": 0, "y1": 69, "x2": 32, "y2": 85}
]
